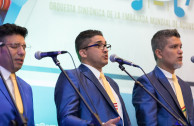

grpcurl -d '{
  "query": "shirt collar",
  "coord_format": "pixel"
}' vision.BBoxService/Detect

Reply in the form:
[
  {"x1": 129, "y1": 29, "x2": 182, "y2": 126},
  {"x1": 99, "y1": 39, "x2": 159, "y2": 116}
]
[
  {"x1": 0, "y1": 66, "x2": 11, "y2": 80},
  {"x1": 157, "y1": 66, "x2": 173, "y2": 79},
  {"x1": 82, "y1": 63, "x2": 101, "y2": 79}
]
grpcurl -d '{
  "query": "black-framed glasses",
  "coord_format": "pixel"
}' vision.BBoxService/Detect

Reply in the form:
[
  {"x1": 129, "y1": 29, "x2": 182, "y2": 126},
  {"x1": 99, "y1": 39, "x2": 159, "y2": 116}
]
[
  {"x1": 83, "y1": 43, "x2": 111, "y2": 51},
  {"x1": 5, "y1": 43, "x2": 31, "y2": 51}
]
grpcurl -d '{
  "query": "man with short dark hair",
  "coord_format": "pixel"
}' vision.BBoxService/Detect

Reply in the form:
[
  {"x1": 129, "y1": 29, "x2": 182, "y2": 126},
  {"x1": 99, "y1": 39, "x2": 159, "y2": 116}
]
[
  {"x1": 55, "y1": 30, "x2": 131, "y2": 126},
  {"x1": 132, "y1": 29, "x2": 194, "y2": 126},
  {"x1": 0, "y1": 23, "x2": 34, "y2": 125}
]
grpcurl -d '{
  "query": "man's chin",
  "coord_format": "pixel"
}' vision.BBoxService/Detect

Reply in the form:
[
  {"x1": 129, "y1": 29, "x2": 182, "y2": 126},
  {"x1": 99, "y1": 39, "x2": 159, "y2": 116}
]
[
  {"x1": 14, "y1": 65, "x2": 22, "y2": 72},
  {"x1": 173, "y1": 63, "x2": 183, "y2": 69}
]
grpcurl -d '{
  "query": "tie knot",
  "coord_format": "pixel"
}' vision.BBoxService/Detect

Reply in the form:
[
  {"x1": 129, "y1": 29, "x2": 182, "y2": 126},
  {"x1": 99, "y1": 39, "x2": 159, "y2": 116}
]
[
  {"x1": 172, "y1": 74, "x2": 179, "y2": 84},
  {"x1": 100, "y1": 72, "x2": 105, "y2": 79},
  {"x1": 172, "y1": 74, "x2": 177, "y2": 81},
  {"x1": 10, "y1": 73, "x2": 16, "y2": 80}
]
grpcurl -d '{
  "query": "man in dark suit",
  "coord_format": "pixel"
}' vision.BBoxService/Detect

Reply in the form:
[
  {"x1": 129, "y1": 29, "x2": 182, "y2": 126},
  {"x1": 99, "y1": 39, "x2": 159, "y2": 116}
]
[
  {"x1": 0, "y1": 23, "x2": 34, "y2": 125},
  {"x1": 55, "y1": 30, "x2": 131, "y2": 126},
  {"x1": 132, "y1": 29, "x2": 194, "y2": 126}
]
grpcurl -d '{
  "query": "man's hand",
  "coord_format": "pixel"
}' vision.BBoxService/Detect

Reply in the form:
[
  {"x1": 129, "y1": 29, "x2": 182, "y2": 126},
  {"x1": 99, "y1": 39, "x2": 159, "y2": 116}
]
[{"x1": 103, "y1": 117, "x2": 120, "y2": 126}]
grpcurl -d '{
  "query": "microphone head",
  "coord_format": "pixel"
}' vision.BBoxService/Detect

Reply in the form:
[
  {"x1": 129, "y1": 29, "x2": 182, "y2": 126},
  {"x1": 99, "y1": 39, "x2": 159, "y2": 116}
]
[
  {"x1": 191, "y1": 56, "x2": 194, "y2": 63},
  {"x1": 0, "y1": 42, "x2": 5, "y2": 47},
  {"x1": 109, "y1": 54, "x2": 117, "y2": 62},
  {"x1": 35, "y1": 51, "x2": 42, "y2": 60}
]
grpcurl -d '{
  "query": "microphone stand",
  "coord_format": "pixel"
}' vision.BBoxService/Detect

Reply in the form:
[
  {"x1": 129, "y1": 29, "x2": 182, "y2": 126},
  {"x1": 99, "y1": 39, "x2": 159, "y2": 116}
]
[
  {"x1": 118, "y1": 64, "x2": 187, "y2": 126},
  {"x1": 0, "y1": 71, "x2": 27, "y2": 126},
  {"x1": 52, "y1": 56, "x2": 103, "y2": 126}
]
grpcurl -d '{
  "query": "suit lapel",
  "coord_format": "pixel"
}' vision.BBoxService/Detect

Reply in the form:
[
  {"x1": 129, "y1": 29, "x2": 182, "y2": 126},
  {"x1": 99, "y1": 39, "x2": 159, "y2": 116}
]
[
  {"x1": 79, "y1": 65, "x2": 117, "y2": 112},
  {"x1": 0, "y1": 78, "x2": 16, "y2": 109},
  {"x1": 154, "y1": 67, "x2": 185, "y2": 117}
]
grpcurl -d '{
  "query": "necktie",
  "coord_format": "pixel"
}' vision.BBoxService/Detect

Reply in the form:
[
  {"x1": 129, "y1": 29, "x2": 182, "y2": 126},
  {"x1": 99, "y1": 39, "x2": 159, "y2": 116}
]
[
  {"x1": 172, "y1": 74, "x2": 187, "y2": 118},
  {"x1": 10, "y1": 73, "x2": 24, "y2": 114},
  {"x1": 100, "y1": 73, "x2": 118, "y2": 111}
]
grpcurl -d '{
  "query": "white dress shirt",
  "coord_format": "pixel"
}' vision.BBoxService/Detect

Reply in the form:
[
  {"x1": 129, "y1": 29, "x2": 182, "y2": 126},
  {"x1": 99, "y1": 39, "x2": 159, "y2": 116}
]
[
  {"x1": 158, "y1": 66, "x2": 176, "y2": 95},
  {"x1": 0, "y1": 66, "x2": 16, "y2": 100}
]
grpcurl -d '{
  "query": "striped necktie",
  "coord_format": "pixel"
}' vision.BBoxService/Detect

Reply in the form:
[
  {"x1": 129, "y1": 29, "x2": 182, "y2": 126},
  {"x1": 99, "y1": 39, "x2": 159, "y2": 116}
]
[
  {"x1": 100, "y1": 73, "x2": 118, "y2": 111},
  {"x1": 172, "y1": 74, "x2": 187, "y2": 118},
  {"x1": 10, "y1": 73, "x2": 24, "y2": 114}
]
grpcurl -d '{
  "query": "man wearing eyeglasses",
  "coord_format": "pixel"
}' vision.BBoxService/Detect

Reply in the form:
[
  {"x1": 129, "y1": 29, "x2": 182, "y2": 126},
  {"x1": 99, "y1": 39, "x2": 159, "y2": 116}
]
[
  {"x1": 0, "y1": 23, "x2": 34, "y2": 125},
  {"x1": 55, "y1": 30, "x2": 131, "y2": 126}
]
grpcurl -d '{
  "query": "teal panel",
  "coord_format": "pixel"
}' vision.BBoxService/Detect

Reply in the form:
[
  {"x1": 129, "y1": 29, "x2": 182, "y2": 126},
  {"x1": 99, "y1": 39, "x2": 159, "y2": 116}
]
[{"x1": 32, "y1": 86, "x2": 58, "y2": 125}]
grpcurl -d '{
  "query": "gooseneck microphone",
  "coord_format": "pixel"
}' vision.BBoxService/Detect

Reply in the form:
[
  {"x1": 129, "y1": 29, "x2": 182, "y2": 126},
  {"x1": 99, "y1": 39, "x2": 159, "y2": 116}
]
[
  {"x1": 191, "y1": 56, "x2": 194, "y2": 63},
  {"x1": 109, "y1": 54, "x2": 139, "y2": 67},
  {"x1": 35, "y1": 51, "x2": 67, "y2": 60}
]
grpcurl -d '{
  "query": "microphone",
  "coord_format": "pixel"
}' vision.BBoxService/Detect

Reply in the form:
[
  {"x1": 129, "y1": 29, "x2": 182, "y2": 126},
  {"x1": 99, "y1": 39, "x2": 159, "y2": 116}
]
[
  {"x1": 109, "y1": 54, "x2": 139, "y2": 67},
  {"x1": 191, "y1": 56, "x2": 194, "y2": 63},
  {"x1": 35, "y1": 51, "x2": 67, "y2": 60},
  {"x1": 0, "y1": 42, "x2": 5, "y2": 46}
]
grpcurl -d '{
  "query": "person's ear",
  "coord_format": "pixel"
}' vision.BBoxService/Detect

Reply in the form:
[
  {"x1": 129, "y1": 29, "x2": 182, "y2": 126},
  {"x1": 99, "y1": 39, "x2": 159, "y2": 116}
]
[
  {"x1": 79, "y1": 49, "x2": 87, "y2": 58},
  {"x1": 155, "y1": 49, "x2": 162, "y2": 59}
]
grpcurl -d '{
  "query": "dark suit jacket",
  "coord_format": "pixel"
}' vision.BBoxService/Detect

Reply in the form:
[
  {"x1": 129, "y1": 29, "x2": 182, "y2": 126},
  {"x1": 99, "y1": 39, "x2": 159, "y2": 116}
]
[
  {"x1": 55, "y1": 64, "x2": 131, "y2": 126},
  {"x1": 0, "y1": 76, "x2": 34, "y2": 126},
  {"x1": 132, "y1": 66, "x2": 194, "y2": 126}
]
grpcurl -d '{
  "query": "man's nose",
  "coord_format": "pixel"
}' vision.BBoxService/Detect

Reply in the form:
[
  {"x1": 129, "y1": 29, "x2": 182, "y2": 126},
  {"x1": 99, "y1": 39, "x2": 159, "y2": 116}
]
[{"x1": 17, "y1": 46, "x2": 25, "y2": 56}]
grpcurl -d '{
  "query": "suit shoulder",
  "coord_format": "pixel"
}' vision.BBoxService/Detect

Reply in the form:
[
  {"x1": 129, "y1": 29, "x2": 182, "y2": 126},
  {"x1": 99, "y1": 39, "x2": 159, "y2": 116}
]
[
  {"x1": 55, "y1": 68, "x2": 80, "y2": 90},
  {"x1": 137, "y1": 70, "x2": 155, "y2": 83},
  {"x1": 17, "y1": 76, "x2": 32, "y2": 89},
  {"x1": 133, "y1": 70, "x2": 156, "y2": 93},
  {"x1": 58, "y1": 68, "x2": 78, "y2": 78}
]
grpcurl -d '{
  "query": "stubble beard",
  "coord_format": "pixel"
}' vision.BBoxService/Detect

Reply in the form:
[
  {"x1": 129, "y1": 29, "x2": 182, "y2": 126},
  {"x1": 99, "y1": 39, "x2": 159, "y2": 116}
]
[{"x1": 173, "y1": 63, "x2": 183, "y2": 69}]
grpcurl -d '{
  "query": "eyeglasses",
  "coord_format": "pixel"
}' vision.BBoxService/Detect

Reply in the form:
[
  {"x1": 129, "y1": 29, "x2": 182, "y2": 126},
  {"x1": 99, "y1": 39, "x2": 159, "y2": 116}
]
[
  {"x1": 5, "y1": 43, "x2": 31, "y2": 51},
  {"x1": 83, "y1": 43, "x2": 111, "y2": 51}
]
